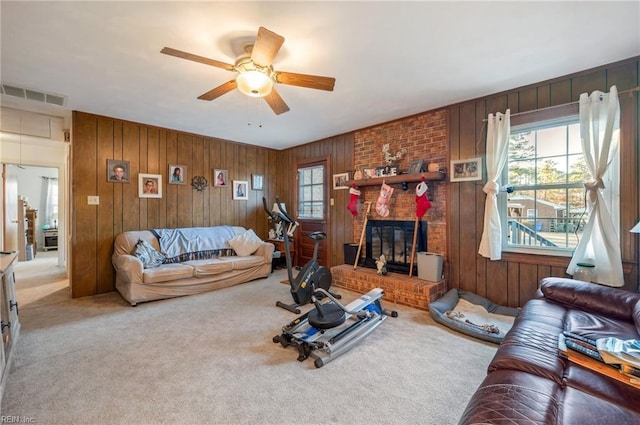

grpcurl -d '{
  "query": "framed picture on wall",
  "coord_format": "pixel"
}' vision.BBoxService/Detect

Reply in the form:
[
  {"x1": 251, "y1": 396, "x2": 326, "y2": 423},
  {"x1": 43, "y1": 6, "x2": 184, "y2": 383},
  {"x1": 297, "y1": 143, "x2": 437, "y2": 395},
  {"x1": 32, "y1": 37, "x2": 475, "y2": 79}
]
[
  {"x1": 139, "y1": 173, "x2": 162, "y2": 198},
  {"x1": 363, "y1": 168, "x2": 376, "y2": 179},
  {"x1": 107, "y1": 159, "x2": 130, "y2": 183},
  {"x1": 450, "y1": 157, "x2": 483, "y2": 182},
  {"x1": 168, "y1": 164, "x2": 187, "y2": 184},
  {"x1": 214, "y1": 169, "x2": 228, "y2": 187},
  {"x1": 332, "y1": 173, "x2": 349, "y2": 190},
  {"x1": 408, "y1": 159, "x2": 425, "y2": 174},
  {"x1": 252, "y1": 174, "x2": 264, "y2": 190},
  {"x1": 233, "y1": 180, "x2": 248, "y2": 200}
]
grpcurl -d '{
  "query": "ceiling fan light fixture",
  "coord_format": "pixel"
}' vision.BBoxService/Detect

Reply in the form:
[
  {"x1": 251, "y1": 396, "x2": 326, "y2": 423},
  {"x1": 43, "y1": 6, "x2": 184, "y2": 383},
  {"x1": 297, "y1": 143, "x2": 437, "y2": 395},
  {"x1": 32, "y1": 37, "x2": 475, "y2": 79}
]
[{"x1": 236, "y1": 70, "x2": 273, "y2": 97}]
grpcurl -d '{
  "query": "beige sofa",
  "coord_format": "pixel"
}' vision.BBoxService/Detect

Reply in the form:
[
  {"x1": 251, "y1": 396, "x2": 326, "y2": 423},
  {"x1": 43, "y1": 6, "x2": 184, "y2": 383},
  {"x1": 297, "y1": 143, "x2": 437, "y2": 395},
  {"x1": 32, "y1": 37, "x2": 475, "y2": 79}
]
[{"x1": 112, "y1": 226, "x2": 274, "y2": 306}]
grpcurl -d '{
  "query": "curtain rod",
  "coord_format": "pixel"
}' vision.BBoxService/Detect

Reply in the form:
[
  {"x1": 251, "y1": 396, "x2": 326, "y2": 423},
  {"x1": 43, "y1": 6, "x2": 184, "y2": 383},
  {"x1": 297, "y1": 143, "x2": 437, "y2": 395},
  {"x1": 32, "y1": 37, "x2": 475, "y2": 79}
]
[{"x1": 483, "y1": 86, "x2": 639, "y2": 121}]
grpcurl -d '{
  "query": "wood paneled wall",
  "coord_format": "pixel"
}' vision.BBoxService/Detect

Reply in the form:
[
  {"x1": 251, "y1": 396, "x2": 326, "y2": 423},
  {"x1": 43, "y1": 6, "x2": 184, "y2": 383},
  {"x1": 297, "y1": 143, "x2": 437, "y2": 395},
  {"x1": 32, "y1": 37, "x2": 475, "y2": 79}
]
[
  {"x1": 71, "y1": 112, "x2": 277, "y2": 298},
  {"x1": 70, "y1": 57, "x2": 638, "y2": 305},
  {"x1": 448, "y1": 57, "x2": 639, "y2": 306}
]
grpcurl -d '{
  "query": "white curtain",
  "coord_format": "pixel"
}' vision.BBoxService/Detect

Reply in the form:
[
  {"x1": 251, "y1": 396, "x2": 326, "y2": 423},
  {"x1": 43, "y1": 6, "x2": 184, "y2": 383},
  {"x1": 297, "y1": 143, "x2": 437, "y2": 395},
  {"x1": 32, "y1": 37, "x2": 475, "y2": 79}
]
[
  {"x1": 41, "y1": 177, "x2": 58, "y2": 227},
  {"x1": 479, "y1": 110, "x2": 511, "y2": 260},
  {"x1": 566, "y1": 86, "x2": 623, "y2": 287}
]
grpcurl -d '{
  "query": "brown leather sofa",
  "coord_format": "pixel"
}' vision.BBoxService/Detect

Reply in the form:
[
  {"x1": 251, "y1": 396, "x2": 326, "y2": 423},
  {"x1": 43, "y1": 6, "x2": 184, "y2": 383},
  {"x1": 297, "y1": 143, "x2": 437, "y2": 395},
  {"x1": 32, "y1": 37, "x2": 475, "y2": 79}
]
[{"x1": 458, "y1": 277, "x2": 640, "y2": 425}]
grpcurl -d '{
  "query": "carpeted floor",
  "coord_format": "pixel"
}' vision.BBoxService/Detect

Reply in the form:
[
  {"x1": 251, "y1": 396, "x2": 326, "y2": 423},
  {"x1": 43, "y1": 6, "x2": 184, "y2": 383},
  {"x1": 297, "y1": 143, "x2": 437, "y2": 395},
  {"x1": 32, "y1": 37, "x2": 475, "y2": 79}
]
[{"x1": 2, "y1": 256, "x2": 497, "y2": 424}]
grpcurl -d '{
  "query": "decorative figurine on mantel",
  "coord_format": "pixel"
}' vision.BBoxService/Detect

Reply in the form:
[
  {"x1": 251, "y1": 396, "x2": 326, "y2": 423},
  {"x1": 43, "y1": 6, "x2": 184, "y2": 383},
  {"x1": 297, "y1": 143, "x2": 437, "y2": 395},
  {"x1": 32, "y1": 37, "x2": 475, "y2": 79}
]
[
  {"x1": 382, "y1": 143, "x2": 407, "y2": 165},
  {"x1": 376, "y1": 254, "x2": 388, "y2": 275}
]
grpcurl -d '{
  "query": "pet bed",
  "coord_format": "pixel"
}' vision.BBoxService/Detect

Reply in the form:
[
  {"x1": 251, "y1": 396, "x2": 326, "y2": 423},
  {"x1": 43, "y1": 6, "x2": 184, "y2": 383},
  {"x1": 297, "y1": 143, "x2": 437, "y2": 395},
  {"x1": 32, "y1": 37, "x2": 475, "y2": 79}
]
[{"x1": 429, "y1": 288, "x2": 519, "y2": 344}]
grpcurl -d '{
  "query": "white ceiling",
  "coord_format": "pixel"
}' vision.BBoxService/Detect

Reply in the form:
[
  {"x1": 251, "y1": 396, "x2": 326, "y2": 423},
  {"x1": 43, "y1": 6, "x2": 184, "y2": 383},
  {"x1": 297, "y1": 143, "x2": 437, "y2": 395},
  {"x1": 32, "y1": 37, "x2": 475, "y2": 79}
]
[{"x1": 1, "y1": 1, "x2": 639, "y2": 150}]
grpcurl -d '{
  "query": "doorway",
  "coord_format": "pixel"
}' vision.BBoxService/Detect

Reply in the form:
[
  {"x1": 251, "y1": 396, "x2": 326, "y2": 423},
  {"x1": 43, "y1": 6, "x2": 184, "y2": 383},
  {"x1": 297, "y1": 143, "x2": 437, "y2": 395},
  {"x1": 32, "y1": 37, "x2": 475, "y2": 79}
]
[
  {"x1": 296, "y1": 159, "x2": 330, "y2": 268},
  {"x1": 2, "y1": 164, "x2": 67, "y2": 296}
]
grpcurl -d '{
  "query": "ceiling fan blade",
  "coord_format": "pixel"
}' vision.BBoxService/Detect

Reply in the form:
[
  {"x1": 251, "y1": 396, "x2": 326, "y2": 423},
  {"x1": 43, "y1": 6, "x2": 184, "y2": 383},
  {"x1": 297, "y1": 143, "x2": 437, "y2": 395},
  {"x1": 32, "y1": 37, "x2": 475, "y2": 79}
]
[
  {"x1": 275, "y1": 71, "x2": 335, "y2": 91},
  {"x1": 197, "y1": 80, "x2": 238, "y2": 101},
  {"x1": 250, "y1": 27, "x2": 285, "y2": 67},
  {"x1": 161, "y1": 47, "x2": 235, "y2": 71},
  {"x1": 264, "y1": 87, "x2": 290, "y2": 115}
]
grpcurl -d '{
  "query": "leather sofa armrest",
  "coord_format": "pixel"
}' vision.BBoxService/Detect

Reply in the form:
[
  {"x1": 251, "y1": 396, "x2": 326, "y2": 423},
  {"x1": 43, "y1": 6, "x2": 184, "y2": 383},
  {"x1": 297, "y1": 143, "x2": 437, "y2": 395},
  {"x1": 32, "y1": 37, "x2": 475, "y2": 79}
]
[
  {"x1": 540, "y1": 277, "x2": 640, "y2": 321},
  {"x1": 254, "y1": 242, "x2": 275, "y2": 264},
  {"x1": 112, "y1": 254, "x2": 144, "y2": 284}
]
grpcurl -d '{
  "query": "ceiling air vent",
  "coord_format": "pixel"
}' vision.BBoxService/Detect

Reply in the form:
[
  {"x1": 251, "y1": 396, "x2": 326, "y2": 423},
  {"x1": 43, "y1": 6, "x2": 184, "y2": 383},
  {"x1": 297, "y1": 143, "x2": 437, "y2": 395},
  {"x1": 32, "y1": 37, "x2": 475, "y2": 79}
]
[
  {"x1": 46, "y1": 94, "x2": 65, "y2": 106},
  {"x1": 1, "y1": 82, "x2": 67, "y2": 107}
]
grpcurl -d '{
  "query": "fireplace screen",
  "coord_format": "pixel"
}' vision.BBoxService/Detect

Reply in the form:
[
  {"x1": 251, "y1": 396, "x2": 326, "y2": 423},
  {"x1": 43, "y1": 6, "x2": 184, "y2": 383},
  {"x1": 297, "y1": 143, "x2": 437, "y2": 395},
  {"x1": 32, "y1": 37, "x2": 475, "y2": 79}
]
[{"x1": 365, "y1": 220, "x2": 427, "y2": 275}]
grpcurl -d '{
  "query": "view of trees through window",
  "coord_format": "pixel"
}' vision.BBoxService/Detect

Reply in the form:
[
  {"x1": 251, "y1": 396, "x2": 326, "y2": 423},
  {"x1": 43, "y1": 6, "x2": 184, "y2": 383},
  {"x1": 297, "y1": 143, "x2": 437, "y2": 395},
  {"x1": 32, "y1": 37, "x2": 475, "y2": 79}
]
[{"x1": 504, "y1": 119, "x2": 589, "y2": 251}]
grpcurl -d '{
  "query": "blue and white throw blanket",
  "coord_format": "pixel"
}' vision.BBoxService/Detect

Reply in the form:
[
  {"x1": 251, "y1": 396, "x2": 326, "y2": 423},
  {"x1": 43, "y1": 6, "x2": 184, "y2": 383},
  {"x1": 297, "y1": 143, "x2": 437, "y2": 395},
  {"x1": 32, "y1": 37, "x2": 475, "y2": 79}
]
[{"x1": 152, "y1": 226, "x2": 237, "y2": 263}]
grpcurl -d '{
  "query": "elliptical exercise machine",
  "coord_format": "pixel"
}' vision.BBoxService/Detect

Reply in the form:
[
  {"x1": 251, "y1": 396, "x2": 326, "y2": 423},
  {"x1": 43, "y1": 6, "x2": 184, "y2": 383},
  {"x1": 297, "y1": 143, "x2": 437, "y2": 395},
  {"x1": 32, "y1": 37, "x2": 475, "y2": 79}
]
[{"x1": 263, "y1": 197, "x2": 339, "y2": 314}]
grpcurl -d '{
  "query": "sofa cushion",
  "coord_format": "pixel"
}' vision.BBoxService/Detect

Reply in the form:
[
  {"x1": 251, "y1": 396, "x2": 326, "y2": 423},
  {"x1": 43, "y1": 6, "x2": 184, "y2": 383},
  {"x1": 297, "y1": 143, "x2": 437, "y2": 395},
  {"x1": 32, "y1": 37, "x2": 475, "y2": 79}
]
[
  {"x1": 458, "y1": 370, "x2": 561, "y2": 425},
  {"x1": 228, "y1": 229, "x2": 263, "y2": 256},
  {"x1": 540, "y1": 277, "x2": 640, "y2": 320},
  {"x1": 565, "y1": 308, "x2": 640, "y2": 342},
  {"x1": 142, "y1": 263, "x2": 194, "y2": 284},
  {"x1": 134, "y1": 238, "x2": 166, "y2": 268},
  {"x1": 490, "y1": 320, "x2": 567, "y2": 384},
  {"x1": 230, "y1": 256, "x2": 265, "y2": 270},
  {"x1": 184, "y1": 259, "x2": 234, "y2": 277}
]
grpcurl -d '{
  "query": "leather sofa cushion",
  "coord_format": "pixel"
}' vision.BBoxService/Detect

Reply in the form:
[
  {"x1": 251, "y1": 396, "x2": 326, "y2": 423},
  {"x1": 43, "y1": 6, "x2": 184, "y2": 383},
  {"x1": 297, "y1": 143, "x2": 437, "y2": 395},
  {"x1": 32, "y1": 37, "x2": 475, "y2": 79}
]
[
  {"x1": 565, "y1": 308, "x2": 640, "y2": 342},
  {"x1": 541, "y1": 277, "x2": 640, "y2": 320},
  {"x1": 560, "y1": 379, "x2": 640, "y2": 425},
  {"x1": 458, "y1": 370, "x2": 560, "y2": 425},
  {"x1": 142, "y1": 263, "x2": 194, "y2": 284},
  {"x1": 489, "y1": 320, "x2": 566, "y2": 384},
  {"x1": 564, "y1": 363, "x2": 640, "y2": 417}
]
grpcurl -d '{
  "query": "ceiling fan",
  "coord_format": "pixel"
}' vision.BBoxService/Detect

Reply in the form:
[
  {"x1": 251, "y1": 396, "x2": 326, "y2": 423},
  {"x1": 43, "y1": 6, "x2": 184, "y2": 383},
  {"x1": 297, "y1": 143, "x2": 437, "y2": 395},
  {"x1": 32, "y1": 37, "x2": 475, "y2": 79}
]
[{"x1": 161, "y1": 27, "x2": 336, "y2": 115}]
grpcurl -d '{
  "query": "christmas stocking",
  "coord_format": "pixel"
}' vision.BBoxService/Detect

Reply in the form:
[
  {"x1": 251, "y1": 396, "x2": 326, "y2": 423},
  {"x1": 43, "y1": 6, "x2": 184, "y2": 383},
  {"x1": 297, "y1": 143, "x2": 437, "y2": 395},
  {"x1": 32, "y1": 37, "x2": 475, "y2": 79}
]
[
  {"x1": 347, "y1": 186, "x2": 361, "y2": 217},
  {"x1": 376, "y1": 183, "x2": 394, "y2": 217},
  {"x1": 415, "y1": 181, "x2": 432, "y2": 218}
]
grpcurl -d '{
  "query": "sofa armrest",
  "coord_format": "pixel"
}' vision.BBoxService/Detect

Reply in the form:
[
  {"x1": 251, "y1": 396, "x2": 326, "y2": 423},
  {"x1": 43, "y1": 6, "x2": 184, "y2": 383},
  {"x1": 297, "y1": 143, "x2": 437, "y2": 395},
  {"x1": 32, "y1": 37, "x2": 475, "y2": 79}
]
[
  {"x1": 112, "y1": 254, "x2": 144, "y2": 284},
  {"x1": 540, "y1": 277, "x2": 640, "y2": 321},
  {"x1": 254, "y1": 242, "x2": 275, "y2": 264}
]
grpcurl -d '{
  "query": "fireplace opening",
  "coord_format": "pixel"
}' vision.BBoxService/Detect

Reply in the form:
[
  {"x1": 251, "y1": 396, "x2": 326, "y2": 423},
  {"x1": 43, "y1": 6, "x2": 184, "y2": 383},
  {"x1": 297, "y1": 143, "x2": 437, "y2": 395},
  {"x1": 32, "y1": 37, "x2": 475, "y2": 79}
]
[{"x1": 364, "y1": 220, "x2": 427, "y2": 275}]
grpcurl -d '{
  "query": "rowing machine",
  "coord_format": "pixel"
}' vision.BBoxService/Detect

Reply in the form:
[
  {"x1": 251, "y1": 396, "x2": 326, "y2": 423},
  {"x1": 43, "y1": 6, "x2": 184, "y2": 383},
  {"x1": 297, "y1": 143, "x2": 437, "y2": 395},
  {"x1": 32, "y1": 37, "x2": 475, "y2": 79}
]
[{"x1": 273, "y1": 287, "x2": 398, "y2": 368}]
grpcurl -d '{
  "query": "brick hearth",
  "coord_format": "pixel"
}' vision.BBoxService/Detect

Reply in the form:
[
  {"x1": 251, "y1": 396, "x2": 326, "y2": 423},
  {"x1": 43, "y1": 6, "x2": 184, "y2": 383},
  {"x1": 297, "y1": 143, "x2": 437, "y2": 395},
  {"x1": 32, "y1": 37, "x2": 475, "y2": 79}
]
[{"x1": 331, "y1": 265, "x2": 446, "y2": 311}]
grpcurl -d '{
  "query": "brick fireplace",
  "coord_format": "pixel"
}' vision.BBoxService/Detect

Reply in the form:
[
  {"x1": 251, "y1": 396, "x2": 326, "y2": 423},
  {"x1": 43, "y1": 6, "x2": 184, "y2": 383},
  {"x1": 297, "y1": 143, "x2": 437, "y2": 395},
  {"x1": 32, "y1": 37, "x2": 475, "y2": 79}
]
[{"x1": 332, "y1": 108, "x2": 449, "y2": 310}]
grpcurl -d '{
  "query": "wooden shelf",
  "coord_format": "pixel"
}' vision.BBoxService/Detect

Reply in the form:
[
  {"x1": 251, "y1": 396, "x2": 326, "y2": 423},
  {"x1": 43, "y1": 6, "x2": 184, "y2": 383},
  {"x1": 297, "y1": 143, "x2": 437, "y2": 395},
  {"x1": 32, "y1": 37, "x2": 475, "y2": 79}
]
[{"x1": 345, "y1": 172, "x2": 446, "y2": 187}]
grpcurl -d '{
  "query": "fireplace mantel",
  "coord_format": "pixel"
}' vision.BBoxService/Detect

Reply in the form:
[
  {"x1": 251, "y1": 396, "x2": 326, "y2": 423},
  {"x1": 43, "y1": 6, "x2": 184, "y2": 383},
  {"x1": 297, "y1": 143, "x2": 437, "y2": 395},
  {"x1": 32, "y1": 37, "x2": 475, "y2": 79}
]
[{"x1": 345, "y1": 171, "x2": 445, "y2": 187}]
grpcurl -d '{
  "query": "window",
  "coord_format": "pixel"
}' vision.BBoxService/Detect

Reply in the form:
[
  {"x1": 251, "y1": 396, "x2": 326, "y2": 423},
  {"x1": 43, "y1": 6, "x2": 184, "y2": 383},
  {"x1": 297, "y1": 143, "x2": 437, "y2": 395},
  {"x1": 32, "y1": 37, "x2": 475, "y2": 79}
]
[
  {"x1": 298, "y1": 164, "x2": 325, "y2": 219},
  {"x1": 500, "y1": 110, "x2": 619, "y2": 256}
]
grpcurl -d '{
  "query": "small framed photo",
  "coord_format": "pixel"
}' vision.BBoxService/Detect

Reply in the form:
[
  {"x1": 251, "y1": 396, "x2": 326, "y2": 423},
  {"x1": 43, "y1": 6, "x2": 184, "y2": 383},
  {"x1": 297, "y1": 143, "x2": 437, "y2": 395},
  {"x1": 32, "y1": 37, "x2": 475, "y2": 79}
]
[
  {"x1": 214, "y1": 169, "x2": 228, "y2": 187},
  {"x1": 252, "y1": 174, "x2": 264, "y2": 190},
  {"x1": 233, "y1": 180, "x2": 248, "y2": 200},
  {"x1": 363, "y1": 168, "x2": 376, "y2": 179},
  {"x1": 450, "y1": 157, "x2": 483, "y2": 182},
  {"x1": 107, "y1": 159, "x2": 130, "y2": 183},
  {"x1": 168, "y1": 164, "x2": 186, "y2": 184},
  {"x1": 408, "y1": 159, "x2": 425, "y2": 174},
  {"x1": 139, "y1": 173, "x2": 162, "y2": 198},
  {"x1": 333, "y1": 172, "x2": 349, "y2": 190}
]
